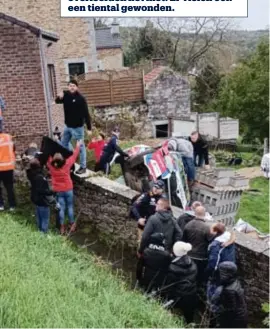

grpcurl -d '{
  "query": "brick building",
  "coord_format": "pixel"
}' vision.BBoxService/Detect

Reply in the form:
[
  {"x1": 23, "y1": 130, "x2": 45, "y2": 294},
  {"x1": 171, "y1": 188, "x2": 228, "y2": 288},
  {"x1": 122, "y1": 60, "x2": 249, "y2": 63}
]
[
  {"x1": 0, "y1": 13, "x2": 59, "y2": 152},
  {"x1": 0, "y1": 0, "x2": 97, "y2": 130},
  {"x1": 95, "y1": 21, "x2": 123, "y2": 71}
]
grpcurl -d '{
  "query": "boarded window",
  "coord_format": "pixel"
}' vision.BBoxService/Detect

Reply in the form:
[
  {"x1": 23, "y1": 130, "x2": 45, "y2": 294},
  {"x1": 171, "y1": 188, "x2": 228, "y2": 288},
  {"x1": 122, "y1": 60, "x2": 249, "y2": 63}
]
[{"x1": 48, "y1": 64, "x2": 57, "y2": 99}]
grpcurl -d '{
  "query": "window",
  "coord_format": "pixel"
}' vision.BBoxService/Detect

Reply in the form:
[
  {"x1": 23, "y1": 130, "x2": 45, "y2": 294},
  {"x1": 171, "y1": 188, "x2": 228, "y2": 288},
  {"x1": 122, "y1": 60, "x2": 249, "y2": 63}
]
[
  {"x1": 156, "y1": 124, "x2": 168, "y2": 138},
  {"x1": 47, "y1": 64, "x2": 57, "y2": 99},
  {"x1": 68, "y1": 62, "x2": 85, "y2": 79}
]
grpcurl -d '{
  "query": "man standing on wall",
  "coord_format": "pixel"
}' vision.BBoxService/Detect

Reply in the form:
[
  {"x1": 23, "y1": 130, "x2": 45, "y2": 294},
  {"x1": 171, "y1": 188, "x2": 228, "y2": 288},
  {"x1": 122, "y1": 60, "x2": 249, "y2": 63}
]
[
  {"x1": 189, "y1": 131, "x2": 210, "y2": 169},
  {"x1": 56, "y1": 80, "x2": 92, "y2": 175}
]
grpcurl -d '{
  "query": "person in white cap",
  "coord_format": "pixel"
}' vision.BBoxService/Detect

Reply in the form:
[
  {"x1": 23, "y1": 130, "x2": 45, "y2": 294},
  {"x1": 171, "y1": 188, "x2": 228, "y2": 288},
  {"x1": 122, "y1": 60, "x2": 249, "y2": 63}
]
[{"x1": 163, "y1": 241, "x2": 197, "y2": 324}]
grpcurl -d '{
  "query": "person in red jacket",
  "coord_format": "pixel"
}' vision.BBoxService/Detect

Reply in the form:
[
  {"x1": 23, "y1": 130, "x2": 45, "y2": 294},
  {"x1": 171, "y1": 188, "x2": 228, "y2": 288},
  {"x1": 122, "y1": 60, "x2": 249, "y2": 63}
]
[
  {"x1": 47, "y1": 140, "x2": 81, "y2": 235},
  {"x1": 87, "y1": 132, "x2": 105, "y2": 170}
]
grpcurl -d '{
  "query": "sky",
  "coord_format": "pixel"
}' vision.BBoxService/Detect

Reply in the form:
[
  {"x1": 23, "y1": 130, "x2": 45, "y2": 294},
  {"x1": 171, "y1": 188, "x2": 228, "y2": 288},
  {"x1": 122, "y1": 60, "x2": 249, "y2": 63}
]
[{"x1": 235, "y1": 0, "x2": 269, "y2": 30}]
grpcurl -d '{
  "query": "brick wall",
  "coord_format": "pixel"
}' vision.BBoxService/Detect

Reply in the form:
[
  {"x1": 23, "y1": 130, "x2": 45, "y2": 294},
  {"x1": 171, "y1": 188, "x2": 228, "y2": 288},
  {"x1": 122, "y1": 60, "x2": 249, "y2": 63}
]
[
  {"x1": 97, "y1": 48, "x2": 123, "y2": 70},
  {"x1": 0, "y1": 0, "x2": 97, "y2": 88},
  {"x1": 0, "y1": 19, "x2": 49, "y2": 152}
]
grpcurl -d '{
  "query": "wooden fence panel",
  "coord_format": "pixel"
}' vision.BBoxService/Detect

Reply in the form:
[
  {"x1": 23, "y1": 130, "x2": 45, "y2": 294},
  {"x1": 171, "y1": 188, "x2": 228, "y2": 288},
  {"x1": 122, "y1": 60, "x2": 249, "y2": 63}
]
[{"x1": 76, "y1": 70, "x2": 144, "y2": 107}]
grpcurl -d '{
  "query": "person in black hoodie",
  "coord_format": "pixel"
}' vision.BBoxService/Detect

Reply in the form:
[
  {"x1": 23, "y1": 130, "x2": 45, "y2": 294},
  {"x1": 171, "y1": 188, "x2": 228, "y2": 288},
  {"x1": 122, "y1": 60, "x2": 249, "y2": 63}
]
[
  {"x1": 138, "y1": 198, "x2": 182, "y2": 254},
  {"x1": 55, "y1": 80, "x2": 92, "y2": 175},
  {"x1": 189, "y1": 131, "x2": 210, "y2": 169},
  {"x1": 27, "y1": 158, "x2": 59, "y2": 233},
  {"x1": 163, "y1": 241, "x2": 197, "y2": 324},
  {"x1": 136, "y1": 233, "x2": 171, "y2": 293},
  {"x1": 209, "y1": 262, "x2": 247, "y2": 328},
  {"x1": 97, "y1": 128, "x2": 129, "y2": 175}
]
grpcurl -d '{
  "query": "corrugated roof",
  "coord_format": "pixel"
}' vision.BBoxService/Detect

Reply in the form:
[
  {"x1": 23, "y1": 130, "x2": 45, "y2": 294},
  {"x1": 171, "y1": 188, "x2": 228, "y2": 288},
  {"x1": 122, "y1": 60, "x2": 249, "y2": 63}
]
[
  {"x1": 0, "y1": 12, "x2": 59, "y2": 42},
  {"x1": 95, "y1": 27, "x2": 122, "y2": 50}
]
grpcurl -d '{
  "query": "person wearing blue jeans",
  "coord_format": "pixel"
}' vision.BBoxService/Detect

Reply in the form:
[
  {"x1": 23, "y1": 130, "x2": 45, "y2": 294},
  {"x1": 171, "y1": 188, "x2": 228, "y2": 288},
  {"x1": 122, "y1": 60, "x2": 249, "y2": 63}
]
[
  {"x1": 168, "y1": 137, "x2": 196, "y2": 187},
  {"x1": 57, "y1": 190, "x2": 74, "y2": 227},
  {"x1": 36, "y1": 206, "x2": 50, "y2": 233},
  {"x1": 27, "y1": 158, "x2": 58, "y2": 234},
  {"x1": 55, "y1": 80, "x2": 92, "y2": 175}
]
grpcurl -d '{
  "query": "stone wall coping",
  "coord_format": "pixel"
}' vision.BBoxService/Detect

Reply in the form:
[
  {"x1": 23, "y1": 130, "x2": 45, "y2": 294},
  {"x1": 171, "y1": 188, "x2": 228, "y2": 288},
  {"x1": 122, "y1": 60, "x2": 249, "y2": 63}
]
[
  {"x1": 235, "y1": 231, "x2": 270, "y2": 256},
  {"x1": 85, "y1": 175, "x2": 138, "y2": 200}
]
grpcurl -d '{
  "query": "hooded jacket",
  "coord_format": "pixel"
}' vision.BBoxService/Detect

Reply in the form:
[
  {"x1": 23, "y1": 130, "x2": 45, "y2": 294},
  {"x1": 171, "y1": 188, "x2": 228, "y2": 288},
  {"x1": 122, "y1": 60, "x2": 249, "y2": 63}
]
[
  {"x1": 164, "y1": 255, "x2": 197, "y2": 299},
  {"x1": 211, "y1": 262, "x2": 247, "y2": 328},
  {"x1": 26, "y1": 167, "x2": 56, "y2": 207},
  {"x1": 47, "y1": 145, "x2": 80, "y2": 192},
  {"x1": 139, "y1": 210, "x2": 183, "y2": 253},
  {"x1": 206, "y1": 232, "x2": 236, "y2": 279},
  {"x1": 168, "y1": 138, "x2": 194, "y2": 158},
  {"x1": 177, "y1": 211, "x2": 195, "y2": 231},
  {"x1": 99, "y1": 134, "x2": 128, "y2": 165},
  {"x1": 131, "y1": 192, "x2": 161, "y2": 221},
  {"x1": 136, "y1": 233, "x2": 171, "y2": 291}
]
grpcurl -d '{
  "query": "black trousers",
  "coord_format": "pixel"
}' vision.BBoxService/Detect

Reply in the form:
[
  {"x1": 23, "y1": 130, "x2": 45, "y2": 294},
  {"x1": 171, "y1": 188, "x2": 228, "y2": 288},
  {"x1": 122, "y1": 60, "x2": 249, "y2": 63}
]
[
  {"x1": 175, "y1": 294, "x2": 197, "y2": 324},
  {"x1": 0, "y1": 170, "x2": 16, "y2": 208}
]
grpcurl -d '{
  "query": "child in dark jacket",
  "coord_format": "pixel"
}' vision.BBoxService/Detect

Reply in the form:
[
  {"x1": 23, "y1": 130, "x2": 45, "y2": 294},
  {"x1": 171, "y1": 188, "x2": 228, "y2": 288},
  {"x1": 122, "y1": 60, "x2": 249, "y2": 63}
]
[
  {"x1": 27, "y1": 158, "x2": 58, "y2": 233},
  {"x1": 209, "y1": 262, "x2": 247, "y2": 328},
  {"x1": 98, "y1": 129, "x2": 128, "y2": 175}
]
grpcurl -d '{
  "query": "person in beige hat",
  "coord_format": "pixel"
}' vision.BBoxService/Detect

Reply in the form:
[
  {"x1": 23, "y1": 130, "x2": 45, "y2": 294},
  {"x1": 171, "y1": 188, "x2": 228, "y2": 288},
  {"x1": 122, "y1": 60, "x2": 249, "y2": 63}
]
[{"x1": 163, "y1": 241, "x2": 197, "y2": 324}]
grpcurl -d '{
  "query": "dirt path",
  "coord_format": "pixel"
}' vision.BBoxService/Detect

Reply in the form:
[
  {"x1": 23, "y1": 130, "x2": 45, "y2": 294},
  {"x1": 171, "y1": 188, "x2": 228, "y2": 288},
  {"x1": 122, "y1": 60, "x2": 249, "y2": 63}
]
[{"x1": 237, "y1": 166, "x2": 263, "y2": 179}]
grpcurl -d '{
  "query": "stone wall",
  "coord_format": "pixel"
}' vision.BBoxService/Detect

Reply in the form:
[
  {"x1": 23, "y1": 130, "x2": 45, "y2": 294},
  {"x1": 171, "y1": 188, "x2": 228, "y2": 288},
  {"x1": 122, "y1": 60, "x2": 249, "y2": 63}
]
[
  {"x1": 93, "y1": 102, "x2": 153, "y2": 139},
  {"x1": 145, "y1": 69, "x2": 191, "y2": 120},
  {"x1": 73, "y1": 174, "x2": 269, "y2": 325},
  {"x1": 97, "y1": 48, "x2": 123, "y2": 70}
]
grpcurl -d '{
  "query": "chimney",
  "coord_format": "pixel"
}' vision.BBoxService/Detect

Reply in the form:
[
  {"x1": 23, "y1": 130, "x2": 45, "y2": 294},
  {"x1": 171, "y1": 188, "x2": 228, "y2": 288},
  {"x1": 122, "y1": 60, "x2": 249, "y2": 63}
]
[
  {"x1": 152, "y1": 58, "x2": 166, "y2": 68},
  {"x1": 111, "y1": 18, "x2": 120, "y2": 36}
]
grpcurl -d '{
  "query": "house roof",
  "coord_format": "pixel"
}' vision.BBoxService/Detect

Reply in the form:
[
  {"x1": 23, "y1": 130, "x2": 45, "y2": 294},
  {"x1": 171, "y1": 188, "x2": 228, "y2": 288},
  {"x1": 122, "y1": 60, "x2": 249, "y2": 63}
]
[
  {"x1": 0, "y1": 12, "x2": 59, "y2": 42},
  {"x1": 95, "y1": 27, "x2": 122, "y2": 50},
  {"x1": 144, "y1": 66, "x2": 166, "y2": 86}
]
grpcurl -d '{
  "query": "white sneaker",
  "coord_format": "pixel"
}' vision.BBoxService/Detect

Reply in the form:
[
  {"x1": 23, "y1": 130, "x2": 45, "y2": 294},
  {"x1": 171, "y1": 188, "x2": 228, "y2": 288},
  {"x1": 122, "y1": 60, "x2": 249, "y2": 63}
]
[
  {"x1": 0, "y1": 206, "x2": 4, "y2": 211},
  {"x1": 9, "y1": 208, "x2": 15, "y2": 212}
]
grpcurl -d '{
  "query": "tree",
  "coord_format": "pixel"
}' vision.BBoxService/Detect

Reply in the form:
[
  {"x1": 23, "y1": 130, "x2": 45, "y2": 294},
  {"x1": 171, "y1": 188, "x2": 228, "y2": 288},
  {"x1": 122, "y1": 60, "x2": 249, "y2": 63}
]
[
  {"x1": 124, "y1": 20, "x2": 174, "y2": 67},
  {"x1": 192, "y1": 65, "x2": 223, "y2": 112},
  {"x1": 155, "y1": 18, "x2": 233, "y2": 72},
  {"x1": 212, "y1": 39, "x2": 269, "y2": 142}
]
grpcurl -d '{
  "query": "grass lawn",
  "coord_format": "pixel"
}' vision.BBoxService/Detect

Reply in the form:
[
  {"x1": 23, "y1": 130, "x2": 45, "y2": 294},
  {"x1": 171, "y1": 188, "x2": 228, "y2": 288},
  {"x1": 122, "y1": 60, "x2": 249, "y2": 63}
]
[
  {"x1": 0, "y1": 212, "x2": 183, "y2": 328},
  {"x1": 237, "y1": 177, "x2": 269, "y2": 233}
]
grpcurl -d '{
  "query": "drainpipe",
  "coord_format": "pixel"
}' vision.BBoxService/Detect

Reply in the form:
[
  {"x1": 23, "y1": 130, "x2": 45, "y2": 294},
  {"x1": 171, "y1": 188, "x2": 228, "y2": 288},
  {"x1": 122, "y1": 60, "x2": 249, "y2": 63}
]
[{"x1": 38, "y1": 33, "x2": 53, "y2": 137}]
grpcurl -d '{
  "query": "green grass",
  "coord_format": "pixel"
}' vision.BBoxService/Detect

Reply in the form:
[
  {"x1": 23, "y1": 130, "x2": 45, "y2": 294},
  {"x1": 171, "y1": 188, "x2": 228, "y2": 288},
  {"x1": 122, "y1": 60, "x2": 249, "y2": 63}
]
[
  {"x1": 0, "y1": 211, "x2": 183, "y2": 328},
  {"x1": 237, "y1": 177, "x2": 269, "y2": 233}
]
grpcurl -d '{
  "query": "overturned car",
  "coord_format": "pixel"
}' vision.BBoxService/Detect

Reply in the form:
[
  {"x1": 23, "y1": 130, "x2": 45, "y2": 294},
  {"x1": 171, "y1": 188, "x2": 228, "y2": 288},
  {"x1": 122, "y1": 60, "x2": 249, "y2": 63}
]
[{"x1": 111, "y1": 141, "x2": 191, "y2": 209}]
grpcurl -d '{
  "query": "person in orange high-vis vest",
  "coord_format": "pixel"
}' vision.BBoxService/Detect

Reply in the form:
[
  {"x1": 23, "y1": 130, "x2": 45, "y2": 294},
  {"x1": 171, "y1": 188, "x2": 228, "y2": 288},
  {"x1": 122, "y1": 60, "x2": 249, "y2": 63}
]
[{"x1": 0, "y1": 131, "x2": 16, "y2": 211}]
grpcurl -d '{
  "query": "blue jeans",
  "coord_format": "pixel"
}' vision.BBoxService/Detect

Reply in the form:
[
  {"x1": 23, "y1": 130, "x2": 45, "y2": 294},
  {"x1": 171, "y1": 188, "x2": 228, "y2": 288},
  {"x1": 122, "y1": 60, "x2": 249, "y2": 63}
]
[
  {"x1": 57, "y1": 190, "x2": 74, "y2": 225},
  {"x1": 182, "y1": 156, "x2": 196, "y2": 181},
  {"x1": 194, "y1": 152, "x2": 204, "y2": 167},
  {"x1": 61, "y1": 126, "x2": 86, "y2": 168},
  {"x1": 36, "y1": 206, "x2": 50, "y2": 233}
]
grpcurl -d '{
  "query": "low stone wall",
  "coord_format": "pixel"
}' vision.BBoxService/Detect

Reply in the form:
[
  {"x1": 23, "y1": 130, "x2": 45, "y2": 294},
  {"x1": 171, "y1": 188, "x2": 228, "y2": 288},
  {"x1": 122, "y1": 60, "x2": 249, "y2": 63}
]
[{"x1": 73, "y1": 174, "x2": 269, "y2": 325}]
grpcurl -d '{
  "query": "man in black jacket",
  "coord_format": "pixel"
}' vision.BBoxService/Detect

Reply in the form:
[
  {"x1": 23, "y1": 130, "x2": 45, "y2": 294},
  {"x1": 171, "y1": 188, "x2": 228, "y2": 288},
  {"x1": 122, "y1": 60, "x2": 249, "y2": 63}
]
[
  {"x1": 189, "y1": 131, "x2": 210, "y2": 169},
  {"x1": 138, "y1": 198, "x2": 182, "y2": 254},
  {"x1": 136, "y1": 233, "x2": 171, "y2": 292},
  {"x1": 55, "y1": 80, "x2": 92, "y2": 175},
  {"x1": 177, "y1": 201, "x2": 202, "y2": 231}
]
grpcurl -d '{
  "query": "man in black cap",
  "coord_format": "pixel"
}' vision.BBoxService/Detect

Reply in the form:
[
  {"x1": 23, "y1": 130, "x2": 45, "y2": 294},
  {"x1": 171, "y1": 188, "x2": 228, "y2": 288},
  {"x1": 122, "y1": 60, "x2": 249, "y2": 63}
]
[{"x1": 56, "y1": 80, "x2": 92, "y2": 175}]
